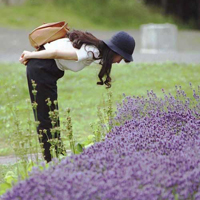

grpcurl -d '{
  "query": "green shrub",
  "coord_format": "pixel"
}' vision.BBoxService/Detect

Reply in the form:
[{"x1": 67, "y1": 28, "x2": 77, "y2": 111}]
[{"x1": 0, "y1": 0, "x2": 185, "y2": 29}]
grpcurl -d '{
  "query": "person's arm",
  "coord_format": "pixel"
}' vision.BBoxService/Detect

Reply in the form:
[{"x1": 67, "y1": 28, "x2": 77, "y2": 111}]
[{"x1": 19, "y1": 49, "x2": 78, "y2": 64}]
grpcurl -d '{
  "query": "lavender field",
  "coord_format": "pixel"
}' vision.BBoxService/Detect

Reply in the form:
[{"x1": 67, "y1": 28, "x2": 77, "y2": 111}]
[{"x1": 2, "y1": 85, "x2": 200, "y2": 200}]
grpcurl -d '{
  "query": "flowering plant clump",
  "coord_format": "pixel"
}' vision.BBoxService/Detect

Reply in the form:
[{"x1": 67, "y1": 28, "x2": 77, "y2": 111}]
[{"x1": 2, "y1": 86, "x2": 200, "y2": 200}]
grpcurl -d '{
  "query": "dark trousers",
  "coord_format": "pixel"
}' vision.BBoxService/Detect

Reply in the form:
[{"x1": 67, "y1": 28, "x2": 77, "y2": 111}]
[{"x1": 26, "y1": 58, "x2": 64, "y2": 162}]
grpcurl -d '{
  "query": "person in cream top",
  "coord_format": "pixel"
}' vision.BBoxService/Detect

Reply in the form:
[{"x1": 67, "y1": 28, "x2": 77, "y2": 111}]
[{"x1": 19, "y1": 30, "x2": 136, "y2": 162}]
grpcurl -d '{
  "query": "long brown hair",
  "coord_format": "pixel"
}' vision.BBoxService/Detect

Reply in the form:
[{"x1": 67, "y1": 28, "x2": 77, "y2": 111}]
[{"x1": 67, "y1": 30, "x2": 118, "y2": 88}]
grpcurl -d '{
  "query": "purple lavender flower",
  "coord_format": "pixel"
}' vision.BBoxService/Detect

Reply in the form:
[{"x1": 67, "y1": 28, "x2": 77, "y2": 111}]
[{"x1": 2, "y1": 87, "x2": 200, "y2": 200}]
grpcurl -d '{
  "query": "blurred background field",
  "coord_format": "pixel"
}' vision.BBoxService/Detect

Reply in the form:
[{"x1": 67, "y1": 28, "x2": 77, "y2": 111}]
[
  {"x1": 0, "y1": 0, "x2": 198, "y2": 30},
  {"x1": 0, "y1": 0, "x2": 200, "y2": 158},
  {"x1": 0, "y1": 0, "x2": 200, "y2": 194}
]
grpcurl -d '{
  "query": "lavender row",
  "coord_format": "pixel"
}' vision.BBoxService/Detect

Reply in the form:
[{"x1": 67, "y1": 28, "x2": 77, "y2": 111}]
[{"x1": 2, "y1": 86, "x2": 200, "y2": 200}]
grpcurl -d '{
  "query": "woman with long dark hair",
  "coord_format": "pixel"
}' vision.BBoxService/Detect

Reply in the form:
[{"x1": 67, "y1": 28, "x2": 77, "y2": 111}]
[{"x1": 19, "y1": 30, "x2": 135, "y2": 162}]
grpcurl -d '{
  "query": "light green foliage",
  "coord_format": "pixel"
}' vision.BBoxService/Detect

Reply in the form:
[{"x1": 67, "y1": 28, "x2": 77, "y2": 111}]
[
  {"x1": 0, "y1": 160, "x2": 48, "y2": 195},
  {"x1": 0, "y1": 164, "x2": 16, "y2": 185},
  {"x1": 90, "y1": 90, "x2": 114, "y2": 143},
  {"x1": 61, "y1": 107, "x2": 78, "y2": 154},
  {"x1": 0, "y1": 0, "x2": 189, "y2": 30},
  {"x1": 0, "y1": 165, "x2": 20, "y2": 195}
]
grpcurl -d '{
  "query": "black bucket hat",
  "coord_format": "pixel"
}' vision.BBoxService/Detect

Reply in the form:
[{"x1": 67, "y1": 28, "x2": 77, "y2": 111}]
[{"x1": 103, "y1": 31, "x2": 135, "y2": 62}]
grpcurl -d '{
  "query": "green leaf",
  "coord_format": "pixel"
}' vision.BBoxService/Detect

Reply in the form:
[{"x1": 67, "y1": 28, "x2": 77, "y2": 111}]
[
  {"x1": 38, "y1": 162, "x2": 49, "y2": 171},
  {"x1": 4, "y1": 171, "x2": 17, "y2": 185},
  {"x1": 58, "y1": 154, "x2": 66, "y2": 160},
  {"x1": 27, "y1": 161, "x2": 34, "y2": 172},
  {"x1": 0, "y1": 182, "x2": 11, "y2": 196},
  {"x1": 87, "y1": 135, "x2": 95, "y2": 140},
  {"x1": 75, "y1": 143, "x2": 83, "y2": 153},
  {"x1": 84, "y1": 143, "x2": 94, "y2": 149},
  {"x1": 174, "y1": 193, "x2": 179, "y2": 200},
  {"x1": 81, "y1": 135, "x2": 95, "y2": 146}
]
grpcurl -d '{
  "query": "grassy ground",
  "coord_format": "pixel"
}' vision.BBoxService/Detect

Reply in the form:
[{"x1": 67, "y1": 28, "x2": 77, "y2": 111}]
[
  {"x1": 0, "y1": 61, "x2": 199, "y2": 157},
  {"x1": 0, "y1": 0, "x2": 190, "y2": 30}
]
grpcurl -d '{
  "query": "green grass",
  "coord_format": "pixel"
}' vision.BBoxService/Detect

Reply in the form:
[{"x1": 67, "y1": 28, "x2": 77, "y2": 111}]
[
  {"x1": 0, "y1": 61, "x2": 200, "y2": 157},
  {"x1": 0, "y1": 0, "x2": 191, "y2": 30}
]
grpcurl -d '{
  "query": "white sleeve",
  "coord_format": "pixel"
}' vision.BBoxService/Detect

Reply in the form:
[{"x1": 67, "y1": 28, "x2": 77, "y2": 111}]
[
  {"x1": 74, "y1": 44, "x2": 99, "y2": 62},
  {"x1": 44, "y1": 38, "x2": 71, "y2": 51}
]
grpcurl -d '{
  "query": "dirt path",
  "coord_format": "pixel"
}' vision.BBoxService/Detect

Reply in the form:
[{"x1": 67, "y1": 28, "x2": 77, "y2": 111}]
[
  {"x1": 0, "y1": 154, "x2": 43, "y2": 165},
  {"x1": 0, "y1": 26, "x2": 200, "y2": 63},
  {"x1": 0, "y1": 150, "x2": 71, "y2": 165}
]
